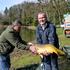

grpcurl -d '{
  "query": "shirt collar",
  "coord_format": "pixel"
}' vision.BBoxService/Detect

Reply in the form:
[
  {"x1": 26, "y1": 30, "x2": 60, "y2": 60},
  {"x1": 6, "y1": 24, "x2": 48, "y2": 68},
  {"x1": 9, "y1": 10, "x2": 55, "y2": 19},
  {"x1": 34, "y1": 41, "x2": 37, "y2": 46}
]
[{"x1": 38, "y1": 21, "x2": 49, "y2": 30}]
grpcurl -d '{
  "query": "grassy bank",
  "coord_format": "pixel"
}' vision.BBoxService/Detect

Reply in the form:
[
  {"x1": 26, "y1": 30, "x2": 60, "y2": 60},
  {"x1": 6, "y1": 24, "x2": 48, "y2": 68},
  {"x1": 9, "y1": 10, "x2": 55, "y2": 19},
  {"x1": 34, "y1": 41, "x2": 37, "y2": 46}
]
[{"x1": 57, "y1": 28, "x2": 70, "y2": 47}]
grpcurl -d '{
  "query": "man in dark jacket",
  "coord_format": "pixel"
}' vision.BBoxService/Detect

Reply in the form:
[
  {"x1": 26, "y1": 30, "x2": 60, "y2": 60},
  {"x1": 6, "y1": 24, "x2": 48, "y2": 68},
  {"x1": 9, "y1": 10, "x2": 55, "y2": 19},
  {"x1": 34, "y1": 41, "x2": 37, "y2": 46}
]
[
  {"x1": 36, "y1": 12, "x2": 59, "y2": 70},
  {"x1": 0, "y1": 20, "x2": 35, "y2": 70}
]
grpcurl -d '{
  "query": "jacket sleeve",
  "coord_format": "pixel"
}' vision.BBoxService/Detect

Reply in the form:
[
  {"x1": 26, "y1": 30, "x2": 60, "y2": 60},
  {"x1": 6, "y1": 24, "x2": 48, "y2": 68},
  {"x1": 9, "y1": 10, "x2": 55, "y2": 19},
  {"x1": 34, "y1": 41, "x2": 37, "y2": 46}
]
[
  {"x1": 5, "y1": 31, "x2": 28, "y2": 50},
  {"x1": 48, "y1": 25, "x2": 56, "y2": 44},
  {"x1": 48, "y1": 24, "x2": 59, "y2": 48},
  {"x1": 16, "y1": 33, "x2": 29, "y2": 49},
  {"x1": 36, "y1": 28, "x2": 42, "y2": 44}
]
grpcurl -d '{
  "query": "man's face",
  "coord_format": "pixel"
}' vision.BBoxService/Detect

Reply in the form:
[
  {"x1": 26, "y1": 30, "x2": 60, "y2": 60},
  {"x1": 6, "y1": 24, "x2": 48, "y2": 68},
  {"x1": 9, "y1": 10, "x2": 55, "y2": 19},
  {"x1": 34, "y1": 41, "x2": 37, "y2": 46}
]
[
  {"x1": 38, "y1": 13, "x2": 46, "y2": 25},
  {"x1": 13, "y1": 24, "x2": 21, "y2": 32}
]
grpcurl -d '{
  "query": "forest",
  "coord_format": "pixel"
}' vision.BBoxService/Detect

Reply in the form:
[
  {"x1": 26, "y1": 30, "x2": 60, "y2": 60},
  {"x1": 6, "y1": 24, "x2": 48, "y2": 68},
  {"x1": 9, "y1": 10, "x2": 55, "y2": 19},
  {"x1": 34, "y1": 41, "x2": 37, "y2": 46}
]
[{"x1": 0, "y1": 0, "x2": 70, "y2": 26}]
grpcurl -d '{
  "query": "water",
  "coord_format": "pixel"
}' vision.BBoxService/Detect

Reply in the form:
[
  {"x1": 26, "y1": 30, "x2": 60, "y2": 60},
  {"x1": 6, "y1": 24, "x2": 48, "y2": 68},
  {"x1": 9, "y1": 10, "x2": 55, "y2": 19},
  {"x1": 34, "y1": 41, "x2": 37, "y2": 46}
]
[
  {"x1": 20, "y1": 27, "x2": 35, "y2": 42},
  {"x1": 0, "y1": 26, "x2": 36, "y2": 42}
]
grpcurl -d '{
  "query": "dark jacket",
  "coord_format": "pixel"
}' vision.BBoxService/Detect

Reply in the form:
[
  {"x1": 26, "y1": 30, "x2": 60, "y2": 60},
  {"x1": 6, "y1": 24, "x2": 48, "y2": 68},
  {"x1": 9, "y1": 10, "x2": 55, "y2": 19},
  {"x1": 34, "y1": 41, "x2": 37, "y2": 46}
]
[
  {"x1": 36, "y1": 21, "x2": 59, "y2": 62},
  {"x1": 0, "y1": 26, "x2": 28, "y2": 55},
  {"x1": 36, "y1": 21, "x2": 59, "y2": 48}
]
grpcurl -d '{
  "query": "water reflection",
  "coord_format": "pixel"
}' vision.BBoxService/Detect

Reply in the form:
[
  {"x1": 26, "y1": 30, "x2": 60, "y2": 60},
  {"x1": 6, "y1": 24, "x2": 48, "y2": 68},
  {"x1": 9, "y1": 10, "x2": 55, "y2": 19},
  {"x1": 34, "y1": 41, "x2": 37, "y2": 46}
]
[
  {"x1": 21, "y1": 27, "x2": 35, "y2": 42},
  {"x1": 0, "y1": 26, "x2": 35, "y2": 42}
]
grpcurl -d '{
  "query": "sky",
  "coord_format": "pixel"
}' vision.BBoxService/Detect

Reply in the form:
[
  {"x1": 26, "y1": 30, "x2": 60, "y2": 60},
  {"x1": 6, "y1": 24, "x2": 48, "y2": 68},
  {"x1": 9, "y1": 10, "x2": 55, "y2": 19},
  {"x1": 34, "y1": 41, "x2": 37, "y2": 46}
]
[{"x1": 0, "y1": 0, "x2": 37, "y2": 12}]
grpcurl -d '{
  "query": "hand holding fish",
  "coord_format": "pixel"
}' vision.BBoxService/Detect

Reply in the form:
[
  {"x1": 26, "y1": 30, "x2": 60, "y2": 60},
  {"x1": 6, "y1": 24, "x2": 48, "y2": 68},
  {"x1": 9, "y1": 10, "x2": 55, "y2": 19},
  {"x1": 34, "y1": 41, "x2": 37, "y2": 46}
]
[{"x1": 27, "y1": 42, "x2": 37, "y2": 53}]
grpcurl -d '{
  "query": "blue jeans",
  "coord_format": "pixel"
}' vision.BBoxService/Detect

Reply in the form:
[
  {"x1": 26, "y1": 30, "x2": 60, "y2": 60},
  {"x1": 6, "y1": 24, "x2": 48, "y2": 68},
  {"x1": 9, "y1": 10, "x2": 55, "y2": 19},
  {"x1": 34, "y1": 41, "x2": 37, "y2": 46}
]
[
  {"x1": 41, "y1": 54, "x2": 59, "y2": 70},
  {"x1": 0, "y1": 54, "x2": 10, "y2": 70}
]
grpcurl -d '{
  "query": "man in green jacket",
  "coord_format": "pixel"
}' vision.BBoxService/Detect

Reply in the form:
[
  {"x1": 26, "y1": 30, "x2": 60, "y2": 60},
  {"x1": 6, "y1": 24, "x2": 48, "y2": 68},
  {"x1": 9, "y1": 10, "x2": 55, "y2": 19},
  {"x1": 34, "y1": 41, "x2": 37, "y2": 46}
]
[{"x1": 0, "y1": 20, "x2": 35, "y2": 70}]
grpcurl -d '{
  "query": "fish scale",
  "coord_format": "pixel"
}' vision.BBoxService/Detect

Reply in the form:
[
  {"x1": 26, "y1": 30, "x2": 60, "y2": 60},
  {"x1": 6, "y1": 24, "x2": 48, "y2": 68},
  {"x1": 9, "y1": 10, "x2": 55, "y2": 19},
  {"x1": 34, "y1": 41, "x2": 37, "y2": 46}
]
[{"x1": 35, "y1": 44, "x2": 65, "y2": 56}]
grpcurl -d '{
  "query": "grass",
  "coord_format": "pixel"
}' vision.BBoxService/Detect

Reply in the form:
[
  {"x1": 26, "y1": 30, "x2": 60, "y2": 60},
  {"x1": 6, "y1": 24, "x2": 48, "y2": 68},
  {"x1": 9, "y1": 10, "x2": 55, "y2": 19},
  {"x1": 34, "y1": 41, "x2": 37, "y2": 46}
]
[
  {"x1": 11, "y1": 27, "x2": 70, "y2": 69},
  {"x1": 56, "y1": 28, "x2": 70, "y2": 47},
  {"x1": 11, "y1": 50, "x2": 41, "y2": 69}
]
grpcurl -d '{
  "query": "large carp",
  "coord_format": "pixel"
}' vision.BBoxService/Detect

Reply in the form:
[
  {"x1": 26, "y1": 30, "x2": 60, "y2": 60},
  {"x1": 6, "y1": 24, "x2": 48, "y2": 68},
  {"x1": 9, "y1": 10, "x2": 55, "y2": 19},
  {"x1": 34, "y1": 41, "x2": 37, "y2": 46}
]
[{"x1": 35, "y1": 44, "x2": 65, "y2": 56}]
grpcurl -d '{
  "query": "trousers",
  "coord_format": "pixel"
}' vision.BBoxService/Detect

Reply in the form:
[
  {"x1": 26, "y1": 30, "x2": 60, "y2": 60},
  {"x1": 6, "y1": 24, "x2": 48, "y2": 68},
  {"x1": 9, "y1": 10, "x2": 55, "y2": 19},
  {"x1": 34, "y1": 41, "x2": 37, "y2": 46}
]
[
  {"x1": 37, "y1": 54, "x2": 59, "y2": 70},
  {"x1": 0, "y1": 54, "x2": 10, "y2": 70}
]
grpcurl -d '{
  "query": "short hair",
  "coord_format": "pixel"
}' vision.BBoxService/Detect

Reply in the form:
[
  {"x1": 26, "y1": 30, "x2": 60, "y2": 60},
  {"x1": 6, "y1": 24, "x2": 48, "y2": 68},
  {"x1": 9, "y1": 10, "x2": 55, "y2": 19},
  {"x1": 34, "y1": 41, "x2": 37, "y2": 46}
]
[
  {"x1": 37, "y1": 12, "x2": 47, "y2": 18},
  {"x1": 12, "y1": 19, "x2": 22, "y2": 26}
]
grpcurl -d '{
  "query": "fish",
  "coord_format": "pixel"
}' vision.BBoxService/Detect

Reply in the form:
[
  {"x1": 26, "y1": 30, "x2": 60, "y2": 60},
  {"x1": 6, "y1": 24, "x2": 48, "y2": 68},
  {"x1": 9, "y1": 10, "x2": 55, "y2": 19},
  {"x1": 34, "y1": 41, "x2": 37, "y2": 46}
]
[{"x1": 35, "y1": 44, "x2": 65, "y2": 56}]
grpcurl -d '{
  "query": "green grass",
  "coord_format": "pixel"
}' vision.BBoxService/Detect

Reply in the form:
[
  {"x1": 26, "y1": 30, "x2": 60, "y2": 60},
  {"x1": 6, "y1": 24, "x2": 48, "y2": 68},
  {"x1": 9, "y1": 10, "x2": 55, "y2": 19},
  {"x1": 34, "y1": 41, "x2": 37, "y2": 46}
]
[
  {"x1": 56, "y1": 28, "x2": 70, "y2": 47},
  {"x1": 11, "y1": 53, "x2": 40, "y2": 68},
  {"x1": 11, "y1": 27, "x2": 70, "y2": 69}
]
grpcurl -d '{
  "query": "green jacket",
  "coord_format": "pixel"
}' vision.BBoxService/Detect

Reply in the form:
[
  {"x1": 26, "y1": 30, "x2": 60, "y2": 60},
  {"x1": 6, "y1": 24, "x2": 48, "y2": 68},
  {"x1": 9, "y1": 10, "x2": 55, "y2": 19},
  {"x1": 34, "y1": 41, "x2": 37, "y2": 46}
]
[{"x1": 0, "y1": 26, "x2": 28, "y2": 55}]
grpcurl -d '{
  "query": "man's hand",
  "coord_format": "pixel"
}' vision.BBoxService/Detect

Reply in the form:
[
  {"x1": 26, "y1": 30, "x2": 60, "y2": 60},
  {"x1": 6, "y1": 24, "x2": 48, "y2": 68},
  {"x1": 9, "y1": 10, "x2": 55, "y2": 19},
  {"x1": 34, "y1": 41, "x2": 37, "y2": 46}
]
[
  {"x1": 29, "y1": 45, "x2": 36, "y2": 53},
  {"x1": 27, "y1": 42, "x2": 36, "y2": 53},
  {"x1": 27, "y1": 42, "x2": 33, "y2": 46}
]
